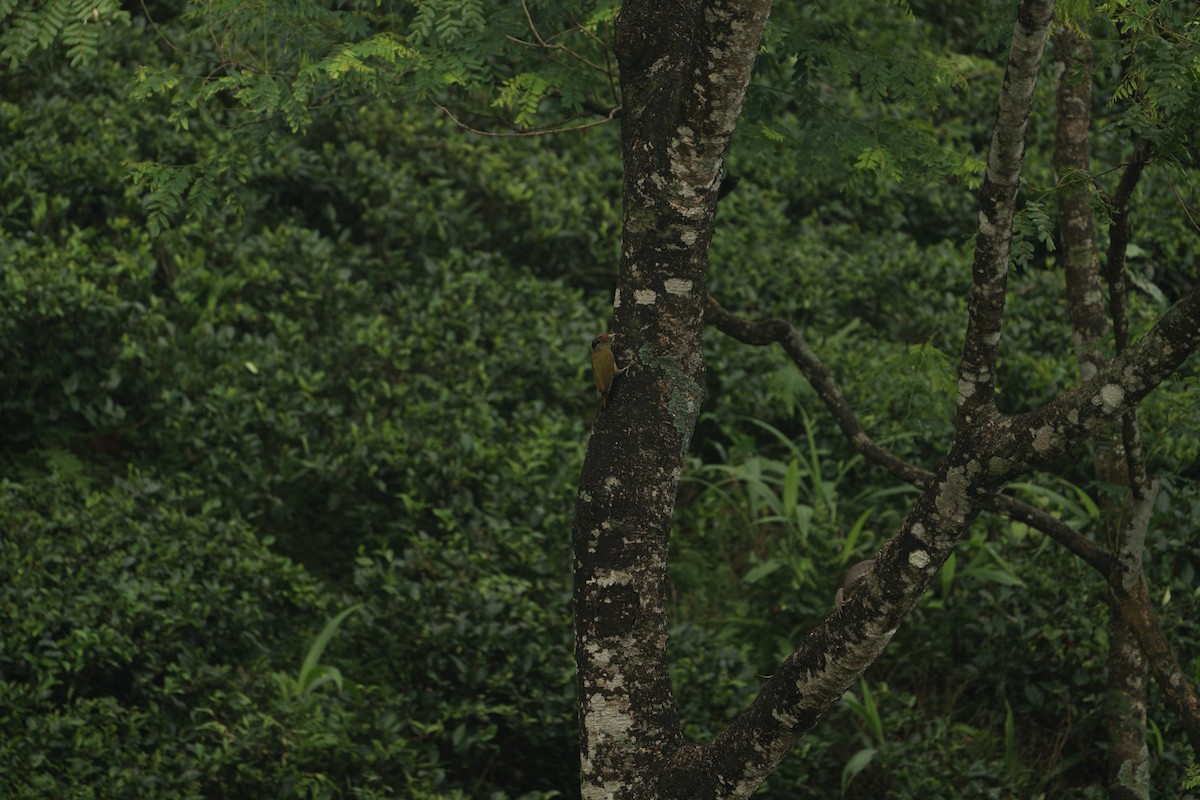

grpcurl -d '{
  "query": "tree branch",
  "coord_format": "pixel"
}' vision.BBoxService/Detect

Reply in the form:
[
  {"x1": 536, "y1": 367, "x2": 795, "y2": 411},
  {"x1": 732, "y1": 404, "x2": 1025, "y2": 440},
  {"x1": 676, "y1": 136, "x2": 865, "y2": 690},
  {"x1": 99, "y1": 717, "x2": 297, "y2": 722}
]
[
  {"x1": 1001, "y1": 281, "x2": 1200, "y2": 474},
  {"x1": 956, "y1": 0, "x2": 1055, "y2": 429},
  {"x1": 1105, "y1": 141, "x2": 1153, "y2": 355},
  {"x1": 1107, "y1": 484, "x2": 1200, "y2": 755}
]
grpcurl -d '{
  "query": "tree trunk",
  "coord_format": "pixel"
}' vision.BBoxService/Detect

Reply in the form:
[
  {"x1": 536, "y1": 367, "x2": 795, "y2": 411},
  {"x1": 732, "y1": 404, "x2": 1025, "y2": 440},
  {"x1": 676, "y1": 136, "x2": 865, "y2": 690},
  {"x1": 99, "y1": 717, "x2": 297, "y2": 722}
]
[
  {"x1": 1053, "y1": 26, "x2": 1150, "y2": 799},
  {"x1": 572, "y1": 2, "x2": 771, "y2": 797}
]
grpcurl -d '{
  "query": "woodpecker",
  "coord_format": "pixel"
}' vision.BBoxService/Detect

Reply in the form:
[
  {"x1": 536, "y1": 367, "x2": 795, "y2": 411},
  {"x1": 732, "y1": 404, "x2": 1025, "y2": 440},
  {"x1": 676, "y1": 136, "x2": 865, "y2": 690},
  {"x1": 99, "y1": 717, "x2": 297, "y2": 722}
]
[{"x1": 591, "y1": 333, "x2": 628, "y2": 410}]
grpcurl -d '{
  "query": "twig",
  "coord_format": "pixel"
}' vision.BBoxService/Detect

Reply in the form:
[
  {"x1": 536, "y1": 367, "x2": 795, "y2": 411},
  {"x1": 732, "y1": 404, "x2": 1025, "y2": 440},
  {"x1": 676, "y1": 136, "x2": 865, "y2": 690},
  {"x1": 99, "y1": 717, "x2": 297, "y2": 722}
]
[
  {"x1": 430, "y1": 98, "x2": 619, "y2": 137},
  {"x1": 139, "y1": 0, "x2": 219, "y2": 64},
  {"x1": 515, "y1": 0, "x2": 607, "y2": 73}
]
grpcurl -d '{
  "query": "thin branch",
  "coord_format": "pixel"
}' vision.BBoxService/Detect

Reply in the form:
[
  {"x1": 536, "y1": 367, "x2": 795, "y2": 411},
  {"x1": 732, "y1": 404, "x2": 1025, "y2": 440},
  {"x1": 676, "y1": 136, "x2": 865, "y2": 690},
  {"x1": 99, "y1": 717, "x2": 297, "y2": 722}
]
[
  {"x1": 1105, "y1": 140, "x2": 1152, "y2": 353},
  {"x1": 1102, "y1": 140, "x2": 1154, "y2": 498},
  {"x1": 707, "y1": 287, "x2": 1200, "y2": 757},
  {"x1": 430, "y1": 98, "x2": 620, "y2": 137},
  {"x1": 139, "y1": 1, "x2": 220, "y2": 65},
  {"x1": 514, "y1": 0, "x2": 608, "y2": 73}
]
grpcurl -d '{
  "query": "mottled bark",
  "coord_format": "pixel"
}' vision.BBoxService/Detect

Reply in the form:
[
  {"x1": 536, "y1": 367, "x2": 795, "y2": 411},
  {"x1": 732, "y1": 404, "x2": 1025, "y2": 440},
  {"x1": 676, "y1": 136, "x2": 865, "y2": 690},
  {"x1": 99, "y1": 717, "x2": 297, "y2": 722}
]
[
  {"x1": 572, "y1": 1, "x2": 771, "y2": 798},
  {"x1": 957, "y1": 0, "x2": 1056, "y2": 429},
  {"x1": 702, "y1": 0, "x2": 1200, "y2": 770},
  {"x1": 1105, "y1": 488, "x2": 1154, "y2": 800},
  {"x1": 707, "y1": 268, "x2": 1200, "y2": 760},
  {"x1": 1096, "y1": 91, "x2": 1200, "y2": 758},
  {"x1": 1108, "y1": 562, "x2": 1200, "y2": 755},
  {"x1": 1054, "y1": 27, "x2": 1107, "y2": 379},
  {"x1": 1053, "y1": 27, "x2": 1148, "y2": 798},
  {"x1": 698, "y1": 280, "x2": 1200, "y2": 751}
]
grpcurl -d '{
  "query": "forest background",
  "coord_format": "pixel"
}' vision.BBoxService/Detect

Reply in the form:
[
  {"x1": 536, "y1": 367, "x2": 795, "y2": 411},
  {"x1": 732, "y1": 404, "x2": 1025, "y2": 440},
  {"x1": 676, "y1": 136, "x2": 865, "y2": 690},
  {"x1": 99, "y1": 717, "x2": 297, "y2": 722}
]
[{"x1": 1, "y1": 0, "x2": 1198, "y2": 798}]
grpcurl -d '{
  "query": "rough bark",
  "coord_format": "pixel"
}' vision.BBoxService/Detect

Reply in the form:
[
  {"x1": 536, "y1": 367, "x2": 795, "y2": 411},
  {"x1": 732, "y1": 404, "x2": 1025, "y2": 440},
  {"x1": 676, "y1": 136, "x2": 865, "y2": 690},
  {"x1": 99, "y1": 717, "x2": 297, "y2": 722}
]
[
  {"x1": 1054, "y1": 27, "x2": 1108, "y2": 379},
  {"x1": 1104, "y1": 487, "x2": 1154, "y2": 800},
  {"x1": 957, "y1": 0, "x2": 1056, "y2": 430},
  {"x1": 1108, "y1": 561, "x2": 1200, "y2": 755},
  {"x1": 707, "y1": 276, "x2": 1200, "y2": 759},
  {"x1": 1095, "y1": 91, "x2": 1200, "y2": 758},
  {"x1": 572, "y1": 2, "x2": 771, "y2": 798},
  {"x1": 699, "y1": 0, "x2": 1200, "y2": 770},
  {"x1": 1053, "y1": 26, "x2": 1149, "y2": 798}
]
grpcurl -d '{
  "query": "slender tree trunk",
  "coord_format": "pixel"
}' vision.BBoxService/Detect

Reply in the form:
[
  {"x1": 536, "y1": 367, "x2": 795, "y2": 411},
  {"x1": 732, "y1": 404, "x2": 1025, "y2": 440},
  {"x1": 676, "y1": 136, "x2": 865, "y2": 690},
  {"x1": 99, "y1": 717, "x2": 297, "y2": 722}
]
[{"x1": 1053, "y1": 26, "x2": 1150, "y2": 799}]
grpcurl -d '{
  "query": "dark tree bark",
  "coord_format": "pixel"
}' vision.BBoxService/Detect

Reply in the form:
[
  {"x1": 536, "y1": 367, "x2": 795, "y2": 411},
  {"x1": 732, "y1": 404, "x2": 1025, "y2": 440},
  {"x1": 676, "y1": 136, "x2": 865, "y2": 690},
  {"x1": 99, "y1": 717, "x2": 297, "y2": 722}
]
[
  {"x1": 572, "y1": 0, "x2": 1200, "y2": 796},
  {"x1": 572, "y1": 2, "x2": 771, "y2": 797},
  {"x1": 1054, "y1": 26, "x2": 1149, "y2": 799},
  {"x1": 1050, "y1": 23, "x2": 1200, "y2": 763}
]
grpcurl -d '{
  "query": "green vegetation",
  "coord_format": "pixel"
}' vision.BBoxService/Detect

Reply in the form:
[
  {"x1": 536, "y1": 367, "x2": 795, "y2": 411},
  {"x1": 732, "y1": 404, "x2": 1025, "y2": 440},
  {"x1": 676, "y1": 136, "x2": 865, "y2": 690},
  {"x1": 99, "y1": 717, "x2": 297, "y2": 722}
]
[{"x1": 1, "y1": 1, "x2": 1198, "y2": 798}]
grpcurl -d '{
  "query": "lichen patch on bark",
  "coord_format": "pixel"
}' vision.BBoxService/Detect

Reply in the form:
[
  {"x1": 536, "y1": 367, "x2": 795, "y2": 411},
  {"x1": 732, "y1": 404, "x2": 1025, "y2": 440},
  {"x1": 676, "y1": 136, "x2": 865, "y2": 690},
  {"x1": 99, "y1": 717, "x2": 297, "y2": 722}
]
[{"x1": 665, "y1": 277, "x2": 694, "y2": 294}]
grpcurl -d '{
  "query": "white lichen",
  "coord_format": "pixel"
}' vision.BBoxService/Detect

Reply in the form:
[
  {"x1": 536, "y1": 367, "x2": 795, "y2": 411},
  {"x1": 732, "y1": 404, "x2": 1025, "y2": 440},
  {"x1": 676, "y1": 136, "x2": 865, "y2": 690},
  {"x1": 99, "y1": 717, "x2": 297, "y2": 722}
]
[
  {"x1": 977, "y1": 212, "x2": 998, "y2": 237},
  {"x1": 1098, "y1": 383, "x2": 1125, "y2": 413},
  {"x1": 935, "y1": 466, "x2": 971, "y2": 525},
  {"x1": 582, "y1": 690, "x2": 634, "y2": 750},
  {"x1": 1031, "y1": 425, "x2": 1058, "y2": 454},
  {"x1": 664, "y1": 277, "x2": 693, "y2": 295},
  {"x1": 633, "y1": 289, "x2": 657, "y2": 305},
  {"x1": 595, "y1": 569, "x2": 634, "y2": 588},
  {"x1": 908, "y1": 549, "x2": 931, "y2": 569}
]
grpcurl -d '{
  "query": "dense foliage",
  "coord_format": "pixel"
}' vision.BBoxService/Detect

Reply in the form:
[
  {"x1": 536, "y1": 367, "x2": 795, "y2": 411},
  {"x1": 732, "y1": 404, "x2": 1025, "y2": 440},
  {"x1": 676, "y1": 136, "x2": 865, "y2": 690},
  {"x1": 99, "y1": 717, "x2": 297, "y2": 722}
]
[{"x1": 1, "y1": 1, "x2": 1198, "y2": 798}]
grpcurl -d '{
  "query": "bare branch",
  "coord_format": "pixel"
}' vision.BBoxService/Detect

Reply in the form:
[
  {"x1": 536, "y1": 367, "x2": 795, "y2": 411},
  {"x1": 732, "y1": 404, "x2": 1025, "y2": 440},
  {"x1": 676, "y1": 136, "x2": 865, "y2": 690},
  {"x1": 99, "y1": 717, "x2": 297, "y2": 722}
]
[
  {"x1": 430, "y1": 98, "x2": 620, "y2": 137},
  {"x1": 1106, "y1": 487, "x2": 1200, "y2": 755},
  {"x1": 514, "y1": 0, "x2": 608, "y2": 72},
  {"x1": 1003, "y1": 280, "x2": 1200, "y2": 473}
]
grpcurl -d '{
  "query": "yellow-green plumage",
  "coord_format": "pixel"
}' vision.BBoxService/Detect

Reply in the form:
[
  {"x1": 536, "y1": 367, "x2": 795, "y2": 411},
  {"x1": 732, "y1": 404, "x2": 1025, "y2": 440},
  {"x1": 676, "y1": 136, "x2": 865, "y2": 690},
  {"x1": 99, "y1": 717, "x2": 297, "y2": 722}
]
[{"x1": 591, "y1": 333, "x2": 623, "y2": 409}]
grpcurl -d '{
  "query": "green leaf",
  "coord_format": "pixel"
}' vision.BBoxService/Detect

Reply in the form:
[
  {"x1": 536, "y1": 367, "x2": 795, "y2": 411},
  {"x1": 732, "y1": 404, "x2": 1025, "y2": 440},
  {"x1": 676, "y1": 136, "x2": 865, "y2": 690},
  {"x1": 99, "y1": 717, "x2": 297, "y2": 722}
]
[
  {"x1": 296, "y1": 604, "x2": 362, "y2": 696},
  {"x1": 742, "y1": 558, "x2": 783, "y2": 584},
  {"x1": 841, "y1": 747, "x2": 877, "y2": 797}
]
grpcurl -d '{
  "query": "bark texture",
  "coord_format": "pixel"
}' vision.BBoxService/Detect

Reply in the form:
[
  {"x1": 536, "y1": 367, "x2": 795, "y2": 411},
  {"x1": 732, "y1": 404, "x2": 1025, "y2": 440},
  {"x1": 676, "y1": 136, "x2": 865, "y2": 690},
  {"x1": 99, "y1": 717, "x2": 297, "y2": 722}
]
[
  {"x1": 957, "y1": 0, "x2": 1056, "y2": 429},
  {"x1": 1053, "y1": 26, "x2": 1149, "y2": 798},
  {"x1": 572, "y1": 2, "x2": 771, "y2": 798}
]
